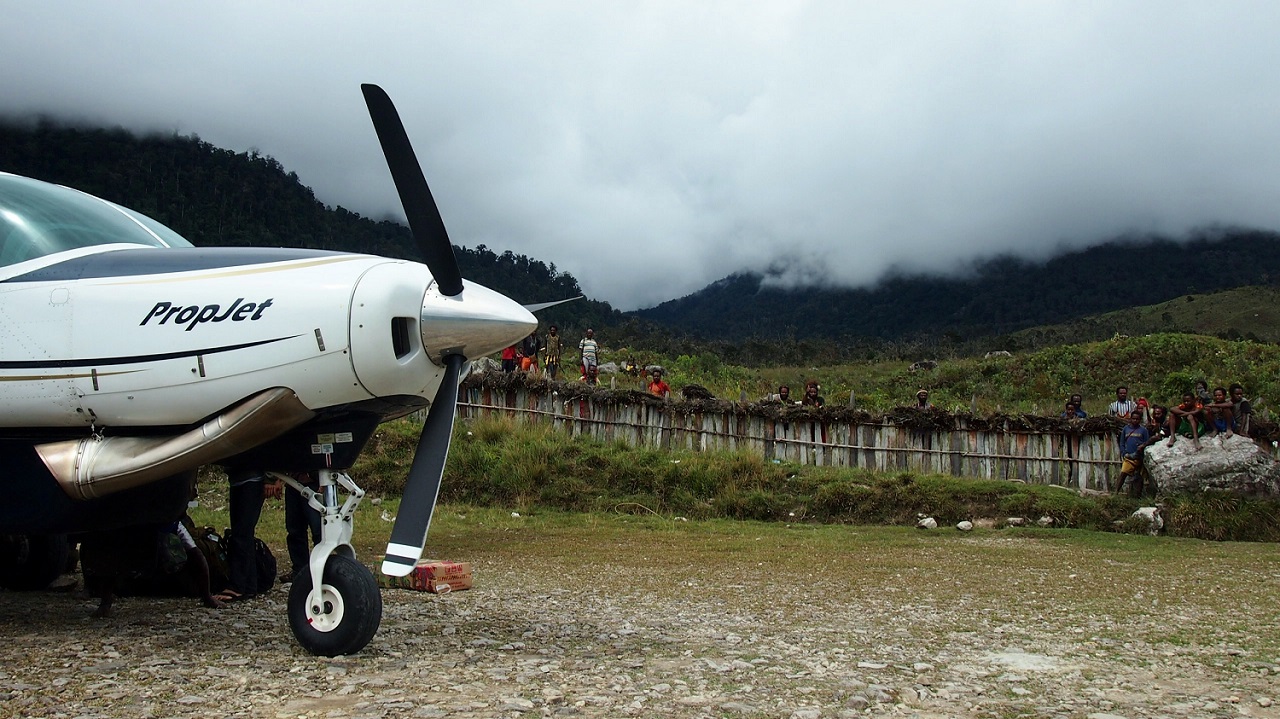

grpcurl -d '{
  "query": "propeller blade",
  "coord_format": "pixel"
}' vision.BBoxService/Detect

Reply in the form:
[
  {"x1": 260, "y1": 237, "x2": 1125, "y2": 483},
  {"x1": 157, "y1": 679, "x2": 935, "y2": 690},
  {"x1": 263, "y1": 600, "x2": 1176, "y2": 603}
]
[
  {"x1": 522, "y1": 295, "x2": 584, "y2": 313},
  {"x1": 361, "y1": 83, "x2": 464, "y2": 297},
  {"x1": 381, "y1": 353, "x2": 465, "y2": 576}
]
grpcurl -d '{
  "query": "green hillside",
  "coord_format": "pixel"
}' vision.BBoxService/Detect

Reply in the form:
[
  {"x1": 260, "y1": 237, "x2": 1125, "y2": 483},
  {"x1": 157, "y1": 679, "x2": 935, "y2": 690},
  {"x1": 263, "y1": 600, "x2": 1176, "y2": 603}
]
[
  {"x1": 609, "y1": 332, "x2": 1278, "y2": 418},
  {"x1": 1004, "y1": 286, "x2": 1280, "y2": 350}
]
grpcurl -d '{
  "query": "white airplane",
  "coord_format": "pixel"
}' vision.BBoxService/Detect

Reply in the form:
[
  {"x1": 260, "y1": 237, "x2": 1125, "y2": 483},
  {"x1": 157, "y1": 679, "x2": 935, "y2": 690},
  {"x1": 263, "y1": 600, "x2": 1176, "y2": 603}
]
[{"x1": 0, "y1": 84, "x2": 537, "y2": 655}]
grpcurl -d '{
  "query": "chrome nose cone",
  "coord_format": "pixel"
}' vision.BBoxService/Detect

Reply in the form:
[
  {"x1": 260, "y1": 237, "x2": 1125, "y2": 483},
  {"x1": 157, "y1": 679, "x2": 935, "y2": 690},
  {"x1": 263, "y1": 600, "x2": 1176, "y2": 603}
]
[{"x1": 420, "y1": 280, "x2": 537, "y2": 363}]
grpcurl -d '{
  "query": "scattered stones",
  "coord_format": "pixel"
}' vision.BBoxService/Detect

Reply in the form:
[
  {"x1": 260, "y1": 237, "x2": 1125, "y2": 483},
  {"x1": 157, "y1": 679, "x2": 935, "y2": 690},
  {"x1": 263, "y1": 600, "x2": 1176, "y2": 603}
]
[
  {"x1": 916, "y1": 517, "x2": 938, "y2": 530},
  {"x1": 0, "y1": 531, "x2": 1269, "y2": 719},
  {"x1": 956, "y1": 521, "x2": 973, "y2": 531},
  {"x1": 1036, "y1": 516, "x2": 1054, "y2": 527}
]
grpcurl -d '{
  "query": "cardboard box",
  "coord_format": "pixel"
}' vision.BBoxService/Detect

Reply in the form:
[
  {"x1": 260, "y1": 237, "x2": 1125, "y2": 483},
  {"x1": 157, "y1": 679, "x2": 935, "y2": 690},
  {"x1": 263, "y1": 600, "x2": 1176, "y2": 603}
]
[{"x1": 376, "y1": 559, "x2": 473, "y2": 593}]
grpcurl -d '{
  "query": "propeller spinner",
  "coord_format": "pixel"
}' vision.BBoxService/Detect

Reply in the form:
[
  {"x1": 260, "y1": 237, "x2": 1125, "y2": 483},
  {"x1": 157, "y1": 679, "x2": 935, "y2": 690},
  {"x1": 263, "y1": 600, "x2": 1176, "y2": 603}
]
[{"x1": 362, "y1": 84, "x2": 535, "y2": 576}]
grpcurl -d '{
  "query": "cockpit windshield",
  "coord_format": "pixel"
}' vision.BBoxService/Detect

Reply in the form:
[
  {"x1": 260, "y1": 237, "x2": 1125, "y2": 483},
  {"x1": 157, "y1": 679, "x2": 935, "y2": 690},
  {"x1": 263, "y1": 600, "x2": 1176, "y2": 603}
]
[{"x1": 0, "y1": 173, "x2": 192, "y2": 268}]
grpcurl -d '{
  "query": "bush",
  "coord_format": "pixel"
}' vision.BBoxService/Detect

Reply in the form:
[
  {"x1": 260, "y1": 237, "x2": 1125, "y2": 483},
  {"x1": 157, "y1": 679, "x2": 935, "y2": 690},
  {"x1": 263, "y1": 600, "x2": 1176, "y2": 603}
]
[{"x1": 345, "y1": 415, "x2": 1280, "y2": 542}]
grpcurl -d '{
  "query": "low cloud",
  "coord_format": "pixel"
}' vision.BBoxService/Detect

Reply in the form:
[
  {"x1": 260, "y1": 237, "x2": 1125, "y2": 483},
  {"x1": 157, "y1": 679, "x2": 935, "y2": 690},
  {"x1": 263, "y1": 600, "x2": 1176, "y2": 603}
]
[{"x1": 3, "y1": 3, "x2": 1279, "y2": 309}]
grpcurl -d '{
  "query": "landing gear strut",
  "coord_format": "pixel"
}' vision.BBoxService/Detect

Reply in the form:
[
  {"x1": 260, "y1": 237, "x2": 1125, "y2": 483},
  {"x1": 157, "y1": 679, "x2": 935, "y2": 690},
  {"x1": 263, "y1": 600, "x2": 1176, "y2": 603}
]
[{"x1": 273, "y1": 469, "x2": 381, "y2": 656}]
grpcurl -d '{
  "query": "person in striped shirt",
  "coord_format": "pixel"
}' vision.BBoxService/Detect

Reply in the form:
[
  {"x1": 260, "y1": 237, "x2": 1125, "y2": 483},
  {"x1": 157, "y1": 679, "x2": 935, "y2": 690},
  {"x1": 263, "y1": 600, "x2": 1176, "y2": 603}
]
[
  {"x1": 1107, "y1": 386, "x2": 1137, "y2": 418},
  {"x1": 578, "y1": 329, "x2": 599, "y2": 385}
]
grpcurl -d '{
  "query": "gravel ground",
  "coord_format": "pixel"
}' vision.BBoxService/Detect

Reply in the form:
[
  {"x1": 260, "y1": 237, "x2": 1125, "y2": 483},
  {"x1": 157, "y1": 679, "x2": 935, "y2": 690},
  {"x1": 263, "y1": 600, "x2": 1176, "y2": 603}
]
[{"x1": 0, "y1": 526, "x2": 1277, "y2": 719}]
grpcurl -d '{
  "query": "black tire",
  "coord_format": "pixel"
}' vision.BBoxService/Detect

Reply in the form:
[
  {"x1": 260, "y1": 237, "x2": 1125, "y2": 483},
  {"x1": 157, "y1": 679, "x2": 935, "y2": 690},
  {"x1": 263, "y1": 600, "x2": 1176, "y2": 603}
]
[
  {"x1": 0, "y1": 534, "x2": 69, "y2": 591},
  {"x1": 287, "y1": 554, "x2": 382, "y2": 656}
]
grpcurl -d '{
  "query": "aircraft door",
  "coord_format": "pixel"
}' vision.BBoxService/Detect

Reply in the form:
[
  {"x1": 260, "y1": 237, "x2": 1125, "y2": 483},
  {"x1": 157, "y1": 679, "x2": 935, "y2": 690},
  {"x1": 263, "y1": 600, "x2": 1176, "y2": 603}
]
[{"x1": 0, "y1": 284, "x2": 84, "y2": 427}]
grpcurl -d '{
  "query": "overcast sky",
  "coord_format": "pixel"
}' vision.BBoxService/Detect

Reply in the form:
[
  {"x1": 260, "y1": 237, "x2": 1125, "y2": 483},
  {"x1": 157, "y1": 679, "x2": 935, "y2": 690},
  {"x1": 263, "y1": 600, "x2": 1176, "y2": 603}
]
[{"x1": 3, "y1": 2, "x2": 1279, "y2": 309}]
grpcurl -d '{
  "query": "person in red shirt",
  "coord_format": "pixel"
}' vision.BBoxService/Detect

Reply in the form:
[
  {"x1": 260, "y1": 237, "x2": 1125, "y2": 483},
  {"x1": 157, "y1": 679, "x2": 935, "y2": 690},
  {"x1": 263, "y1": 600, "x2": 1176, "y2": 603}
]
[
  {"x1": 647, "y1": 369, "x2": 671, "y2": 398},
  {"x1": 1167, "y1": 392, "x2": 1208, "y2": 450}
]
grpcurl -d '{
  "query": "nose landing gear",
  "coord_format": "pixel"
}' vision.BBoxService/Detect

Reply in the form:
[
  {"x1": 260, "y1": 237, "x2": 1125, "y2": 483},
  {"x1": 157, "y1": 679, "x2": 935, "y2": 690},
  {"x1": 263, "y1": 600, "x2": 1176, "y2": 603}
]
[{"x1": 273, "y1": 469, "x2": 382, "y2": 656}]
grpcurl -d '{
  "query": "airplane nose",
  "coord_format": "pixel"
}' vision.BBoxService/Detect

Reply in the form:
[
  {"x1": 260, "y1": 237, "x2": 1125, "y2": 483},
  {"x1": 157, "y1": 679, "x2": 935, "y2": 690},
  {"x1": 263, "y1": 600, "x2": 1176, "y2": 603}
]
[{"x1": 419, "y1": 280, "x2": 537, "y2": 364}]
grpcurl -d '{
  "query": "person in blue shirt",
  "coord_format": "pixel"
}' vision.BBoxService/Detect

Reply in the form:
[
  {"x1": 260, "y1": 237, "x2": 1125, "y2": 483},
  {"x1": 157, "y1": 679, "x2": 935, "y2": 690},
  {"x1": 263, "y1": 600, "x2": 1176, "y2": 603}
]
[
  {"x1": 1114, "y1": 410, "x2": 1151, "y2": 494},
  {"x1": 1069, "y1": 393, "x2": 1088, "y2": 419}
]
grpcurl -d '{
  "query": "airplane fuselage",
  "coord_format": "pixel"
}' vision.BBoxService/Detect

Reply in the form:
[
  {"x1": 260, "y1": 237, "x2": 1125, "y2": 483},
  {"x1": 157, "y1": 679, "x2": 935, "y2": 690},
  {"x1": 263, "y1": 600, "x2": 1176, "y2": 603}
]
[{"x1": 1, "y1": 247, "x2": 444, "y2": 434}]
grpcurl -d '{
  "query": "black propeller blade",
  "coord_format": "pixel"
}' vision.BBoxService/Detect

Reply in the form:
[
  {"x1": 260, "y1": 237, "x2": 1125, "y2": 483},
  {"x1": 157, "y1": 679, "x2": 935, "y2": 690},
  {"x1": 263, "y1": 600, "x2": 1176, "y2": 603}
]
[
  {"x1": 361, "y1": 83, "x2": 464, "y2": 297},
  {"x1": 381, "y1": 353, "x2": 465, "y2": 575}
]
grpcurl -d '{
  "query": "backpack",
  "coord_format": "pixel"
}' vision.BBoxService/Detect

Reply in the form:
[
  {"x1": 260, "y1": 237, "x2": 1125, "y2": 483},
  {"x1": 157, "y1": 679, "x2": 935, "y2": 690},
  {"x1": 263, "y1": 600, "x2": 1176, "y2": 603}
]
[
  {"x1": 185, "y1": 520, "x2": 277, "y2": 595},
  {"x1": 253, "y1": 537, "x2": 277, "y2": 593},
  {"x1": 185, "y1": 522, "x2": 230, "y2": 593}
]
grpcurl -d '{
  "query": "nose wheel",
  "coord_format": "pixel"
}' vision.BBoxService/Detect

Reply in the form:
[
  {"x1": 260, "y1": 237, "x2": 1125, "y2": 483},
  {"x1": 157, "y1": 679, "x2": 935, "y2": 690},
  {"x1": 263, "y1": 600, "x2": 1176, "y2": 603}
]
[{"x1": 287, "y1": 553, "x2": 382, "y2": 656}]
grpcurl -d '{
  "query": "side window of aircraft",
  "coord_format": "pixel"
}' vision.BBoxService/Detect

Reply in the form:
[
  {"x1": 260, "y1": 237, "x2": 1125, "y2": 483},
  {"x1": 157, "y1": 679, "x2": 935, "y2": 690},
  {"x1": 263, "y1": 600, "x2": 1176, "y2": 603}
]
[{"x1": 0, "y1": 173, "x2": 192, "y2": 269}]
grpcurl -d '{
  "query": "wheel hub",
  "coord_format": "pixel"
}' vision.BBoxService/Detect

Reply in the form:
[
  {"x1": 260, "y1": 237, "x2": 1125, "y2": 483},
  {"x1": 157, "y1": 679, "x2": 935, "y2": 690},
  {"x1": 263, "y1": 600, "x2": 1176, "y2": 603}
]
[{"x1": 306, "y1": 583, "x2": 346, "y2": 632}]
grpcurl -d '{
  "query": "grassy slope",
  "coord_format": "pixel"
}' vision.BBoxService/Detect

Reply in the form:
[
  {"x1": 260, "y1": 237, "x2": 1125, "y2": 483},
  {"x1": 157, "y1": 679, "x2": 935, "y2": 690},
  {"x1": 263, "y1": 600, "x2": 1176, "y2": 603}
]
[
  {"x1": 666, "y1": 332, "x2": 1280, "y2": 416},
  {"x1": 597, "y1": 286, "x2": 1280, "y2": 412},
  {"x1": 1005, "y1": 285, "x2": 1280, "y2": 348}
]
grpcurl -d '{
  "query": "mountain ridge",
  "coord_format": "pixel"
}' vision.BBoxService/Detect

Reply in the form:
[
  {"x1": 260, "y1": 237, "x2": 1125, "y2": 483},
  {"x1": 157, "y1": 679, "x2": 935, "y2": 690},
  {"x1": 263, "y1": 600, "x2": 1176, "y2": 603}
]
[{"x1": 635, "y1": 231, "x2": 1280, "y2": 344}]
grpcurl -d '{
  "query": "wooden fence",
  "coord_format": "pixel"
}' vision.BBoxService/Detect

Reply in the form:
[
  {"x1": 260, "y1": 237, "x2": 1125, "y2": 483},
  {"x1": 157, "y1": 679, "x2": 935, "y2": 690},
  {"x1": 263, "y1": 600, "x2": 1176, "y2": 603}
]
[{"x1": 457, "y1": 384, "x2": 1126, "y2": 491}]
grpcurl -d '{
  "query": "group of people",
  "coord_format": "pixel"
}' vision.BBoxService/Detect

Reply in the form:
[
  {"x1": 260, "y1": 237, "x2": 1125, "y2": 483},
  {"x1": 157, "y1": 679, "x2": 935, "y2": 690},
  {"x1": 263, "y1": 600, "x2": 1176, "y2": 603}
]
[
  {"x1": 1072, "y1": 384, "x2": 1255, "y2": 495},
  {"x1": 768, "y1": 381, "x2": 827, "y2": 408},
  {"x1": 498, "y1": 327, "x2": 674, "y2": 398},
  {"x1": 501, "y1": 326, "x2": 604, "y2": 386}
]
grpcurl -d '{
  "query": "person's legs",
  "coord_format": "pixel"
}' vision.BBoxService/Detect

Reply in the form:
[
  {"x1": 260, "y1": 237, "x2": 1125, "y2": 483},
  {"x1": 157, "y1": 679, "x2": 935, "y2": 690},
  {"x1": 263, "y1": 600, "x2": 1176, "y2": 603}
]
[
  {"x1": 284, "y1": 485, "x2": 323, "y2": 581},
  {"x1": 225, "y1": 470, "x2": 265, "y2": 598},
  {"x1": 283, "y1": 488, "x2": 308, "y2": 581}
]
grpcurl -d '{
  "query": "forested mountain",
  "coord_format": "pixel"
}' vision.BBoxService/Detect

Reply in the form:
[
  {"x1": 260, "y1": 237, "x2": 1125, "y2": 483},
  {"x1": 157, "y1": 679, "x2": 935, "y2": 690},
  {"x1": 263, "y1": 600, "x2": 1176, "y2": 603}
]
[
  {"x1": 0, "y1": 120, "x2": 620, "y2": 334},
  {"x1": 638, "y1": 231, "x2": 1280, "y2": 346}
]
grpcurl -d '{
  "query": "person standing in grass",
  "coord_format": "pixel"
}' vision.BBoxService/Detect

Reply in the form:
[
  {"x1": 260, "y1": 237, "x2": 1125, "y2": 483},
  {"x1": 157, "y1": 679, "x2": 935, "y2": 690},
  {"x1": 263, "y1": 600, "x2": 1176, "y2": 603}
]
[
  {"x1": 774, "y1": 385, "x2": 793, "y2": 404},
  {"x1": 520, "y1": 331, "x2": 539, "y2": 373},
  {"x1": 1229, "y1": 383, "x2": 1252, "y2": 435},
  {"x1": 578, "y1": 328, "x2": 599, "y2": 385},
  {"x1": 913, "y1": 389, "x2": 931, "y2": 408},
  {"x1": 1108, "y1": 386, "x2": 1137, "y2": 451},
  {"x1": 1114, "y1": 410, "x2": 1150, "y2": 494},
  {"x1": 1108, "y1": 386, "x2": 1136, "y2": 418},
  {"x1": 647, "y1": 369, "x2": 671, "y2": 398},
  {"x1": 501, "y1": 344, "x2": 518, "y2": 373},
  {"x1": 1069, "y1": 393, "x2": 1088, "y2": 418},
  {"x1": 801, "y1": 381, "x2": 824, "y2": 408},
  {"x1": 541, "y1": 325, "x2": 563, "y2": 380}
]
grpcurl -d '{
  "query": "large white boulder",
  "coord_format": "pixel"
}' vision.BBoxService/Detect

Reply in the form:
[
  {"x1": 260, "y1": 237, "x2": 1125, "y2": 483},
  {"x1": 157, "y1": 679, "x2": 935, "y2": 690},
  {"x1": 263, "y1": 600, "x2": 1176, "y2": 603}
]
[{"x1": 1144, "y1": 434, "x2": 1280, "y2": 496}]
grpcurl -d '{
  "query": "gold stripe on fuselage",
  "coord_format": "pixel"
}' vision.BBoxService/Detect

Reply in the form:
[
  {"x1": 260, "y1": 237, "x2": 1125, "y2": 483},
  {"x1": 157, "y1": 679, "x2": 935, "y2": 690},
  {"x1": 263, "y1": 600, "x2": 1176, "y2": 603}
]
[
  {"x1": 101, "y1": 255, "x2": 369, "y2": 285},
  {"x1": 0, "y1": 370, "x2": 141, "y2": 381}
]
